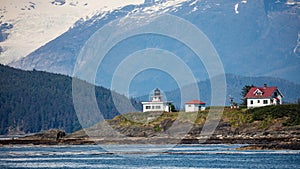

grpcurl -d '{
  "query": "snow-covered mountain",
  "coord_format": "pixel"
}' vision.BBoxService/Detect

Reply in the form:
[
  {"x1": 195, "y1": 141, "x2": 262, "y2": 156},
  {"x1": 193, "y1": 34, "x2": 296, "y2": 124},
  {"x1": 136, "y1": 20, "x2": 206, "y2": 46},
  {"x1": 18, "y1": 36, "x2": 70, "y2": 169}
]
[
  {"x1": 5, "y1": 0, "x2": 300, "y2": 97},
  {"x1": 0, "y1": 0, "x2": 144, "y2": 64}
]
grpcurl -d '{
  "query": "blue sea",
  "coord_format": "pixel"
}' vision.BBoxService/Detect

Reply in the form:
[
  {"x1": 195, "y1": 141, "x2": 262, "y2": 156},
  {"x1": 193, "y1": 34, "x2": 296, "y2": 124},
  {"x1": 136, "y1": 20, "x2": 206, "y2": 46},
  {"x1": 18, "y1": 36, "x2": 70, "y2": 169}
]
[{"x1": 0, "y1": 144, "x2": 299, "y2": 169}]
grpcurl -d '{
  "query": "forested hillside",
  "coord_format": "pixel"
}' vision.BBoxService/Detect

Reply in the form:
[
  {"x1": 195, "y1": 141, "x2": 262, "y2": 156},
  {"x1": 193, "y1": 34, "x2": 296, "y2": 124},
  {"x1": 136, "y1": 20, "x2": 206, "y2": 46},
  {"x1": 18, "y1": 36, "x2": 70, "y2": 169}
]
[{"x1": 0, "y1": 65, "x2": 141, "y2": 135}]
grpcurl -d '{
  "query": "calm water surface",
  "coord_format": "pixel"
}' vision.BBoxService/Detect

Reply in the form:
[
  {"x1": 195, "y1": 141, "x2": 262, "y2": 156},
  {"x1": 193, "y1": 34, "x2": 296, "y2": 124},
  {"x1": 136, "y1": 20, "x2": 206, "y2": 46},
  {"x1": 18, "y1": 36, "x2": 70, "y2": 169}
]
[{"x1": 0, "y1": 144, "x2": 299, "y2": 169}]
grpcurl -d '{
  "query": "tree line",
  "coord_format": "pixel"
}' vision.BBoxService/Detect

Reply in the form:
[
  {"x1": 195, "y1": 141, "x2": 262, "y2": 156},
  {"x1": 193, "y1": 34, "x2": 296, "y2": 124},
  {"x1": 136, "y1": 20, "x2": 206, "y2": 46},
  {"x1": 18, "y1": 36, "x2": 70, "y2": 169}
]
[{"x1": 0, "y1": 64, "x2": 141, "y2": 135}]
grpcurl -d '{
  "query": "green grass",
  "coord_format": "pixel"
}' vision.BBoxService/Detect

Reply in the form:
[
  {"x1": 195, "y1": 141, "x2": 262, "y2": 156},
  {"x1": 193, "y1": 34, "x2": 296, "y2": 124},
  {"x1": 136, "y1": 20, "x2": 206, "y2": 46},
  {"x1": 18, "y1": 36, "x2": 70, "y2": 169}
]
[
  {"x1": 153, "y1": 124, "x2": 162, "y2": 132},
  {"x1": 109, "y1": 104, "x2": 300, "y2": 132},
  {"x1": 258, "y1": 115, "x2": 273, "y2": 129},
  {"x1": 246, "y1": 104, "x2": 300, "y2": 126}
]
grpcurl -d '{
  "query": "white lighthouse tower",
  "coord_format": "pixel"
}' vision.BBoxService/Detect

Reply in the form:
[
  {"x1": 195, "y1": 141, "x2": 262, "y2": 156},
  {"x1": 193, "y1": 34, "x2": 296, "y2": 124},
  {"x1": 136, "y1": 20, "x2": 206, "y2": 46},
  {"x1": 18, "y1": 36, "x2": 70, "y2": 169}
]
[
  {"x1": 142, "y1": 88, "x2": 172, "y2": 112},
  {"x1": 151, "y1": 88, "x2": 162, "y2": 101}
]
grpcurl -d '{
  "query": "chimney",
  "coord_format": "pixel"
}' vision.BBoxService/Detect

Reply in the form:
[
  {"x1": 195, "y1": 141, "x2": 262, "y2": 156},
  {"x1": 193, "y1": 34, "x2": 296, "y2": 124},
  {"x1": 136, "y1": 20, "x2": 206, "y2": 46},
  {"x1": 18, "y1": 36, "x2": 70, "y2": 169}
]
[{"x1": 263, "y1": 84, "x2": 267, "y2": 89}]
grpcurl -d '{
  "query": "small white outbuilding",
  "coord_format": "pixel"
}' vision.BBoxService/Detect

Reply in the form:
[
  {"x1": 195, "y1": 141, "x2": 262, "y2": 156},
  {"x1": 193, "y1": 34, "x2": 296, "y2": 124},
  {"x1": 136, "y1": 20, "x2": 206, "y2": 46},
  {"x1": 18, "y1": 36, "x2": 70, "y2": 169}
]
[{"x1": 185, "y1": 100, "x2": 206, "y2": 112}]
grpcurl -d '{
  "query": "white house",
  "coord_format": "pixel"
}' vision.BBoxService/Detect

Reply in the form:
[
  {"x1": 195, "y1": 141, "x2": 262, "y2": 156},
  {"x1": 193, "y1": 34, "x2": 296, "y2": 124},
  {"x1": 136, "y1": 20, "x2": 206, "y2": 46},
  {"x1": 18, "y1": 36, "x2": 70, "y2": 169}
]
[
  {"x1": 245, "y1": 84, "x2": 283, "y2": 108},
  {"x1": 185, "y1": 100, "x2": 206, "y2": 112},
  {"x1": 142, "y1": 88, "x2": 172, "y2": 112}
]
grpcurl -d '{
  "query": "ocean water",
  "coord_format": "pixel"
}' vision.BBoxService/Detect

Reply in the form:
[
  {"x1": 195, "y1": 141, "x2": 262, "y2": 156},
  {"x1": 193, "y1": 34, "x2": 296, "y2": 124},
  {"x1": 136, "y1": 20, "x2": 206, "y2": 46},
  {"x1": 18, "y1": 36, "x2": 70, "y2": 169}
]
[{"x1": 0, "y1": 144, "x2": 299, "y2": 169}]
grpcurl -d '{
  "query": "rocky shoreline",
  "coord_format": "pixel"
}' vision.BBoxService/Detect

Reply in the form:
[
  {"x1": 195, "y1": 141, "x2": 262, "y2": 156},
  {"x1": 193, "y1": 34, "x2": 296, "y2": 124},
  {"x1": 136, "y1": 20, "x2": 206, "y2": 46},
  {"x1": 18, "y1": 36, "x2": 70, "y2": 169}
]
[
  {"x1": 0, "y1": 137, "x2": 299, "y2": 150},
  {"x1": 0, "y1": 129, "x2": 299, "y2": 150},
  {"x1": 1, "y1": 106, "x2": 300, "y2": 150}
]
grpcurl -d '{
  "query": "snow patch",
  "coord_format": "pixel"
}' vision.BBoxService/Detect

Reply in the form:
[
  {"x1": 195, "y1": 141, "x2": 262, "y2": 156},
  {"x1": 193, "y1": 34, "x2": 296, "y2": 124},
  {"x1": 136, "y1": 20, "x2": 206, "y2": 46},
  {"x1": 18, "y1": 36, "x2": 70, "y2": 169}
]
[
  {"x1": 0, "y1": 0, "x2": 144, "y2": 64},
  {"x1": 234, "y1": 3, "x2": 239, "y2": 14},
  {"x1": 192, "y1": 6, "x2": 198, "y2": 12},
  {"x1": 189, "y1": 0, "x2": 197, "y2": 6},
  {"x1": 141, "y1": 0, "x2": 187, "y2": 15},
  {"x1": 286, "y1": 0, "x2": 300, "y2": 5},
  {"x1": 294, "y1": 32, "x2": 300, "y2": 58}
]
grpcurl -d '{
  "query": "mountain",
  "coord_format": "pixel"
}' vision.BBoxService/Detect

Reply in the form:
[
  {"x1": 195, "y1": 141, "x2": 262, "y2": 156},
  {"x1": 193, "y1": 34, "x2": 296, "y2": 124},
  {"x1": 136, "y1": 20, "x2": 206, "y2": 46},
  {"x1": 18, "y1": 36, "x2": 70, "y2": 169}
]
[
  {"x1": 137, "y1": 74, "x2": 300, "y2": 109},
  {"x1": 0, "y1": 0, "x2": 144, "y2": 64},
  {"x1": 0, "y1": 64, "x2": 141, "y2": 135},
  {"x1": 7, "y1": 0, "x2": 300, "y2": 94}
]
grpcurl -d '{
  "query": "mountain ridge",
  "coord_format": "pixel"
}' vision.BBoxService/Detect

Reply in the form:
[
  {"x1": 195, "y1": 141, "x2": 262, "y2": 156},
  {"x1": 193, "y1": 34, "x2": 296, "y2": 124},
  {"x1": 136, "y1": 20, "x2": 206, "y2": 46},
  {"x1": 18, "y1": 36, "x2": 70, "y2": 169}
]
[{"x1": 9, "y1": 0, "x2": 300, "y2": 87}]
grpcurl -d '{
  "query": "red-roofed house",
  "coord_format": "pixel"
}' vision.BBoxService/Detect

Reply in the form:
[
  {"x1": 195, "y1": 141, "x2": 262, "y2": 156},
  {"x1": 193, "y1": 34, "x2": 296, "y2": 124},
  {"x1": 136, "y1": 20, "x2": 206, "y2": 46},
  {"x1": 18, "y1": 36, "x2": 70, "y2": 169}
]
[
  {"x1": 245, "y1": 84, "x2": 283, "y2": 108},
  {"x1": 185, "y1": 100, "x2": 206, "y2": 112}
]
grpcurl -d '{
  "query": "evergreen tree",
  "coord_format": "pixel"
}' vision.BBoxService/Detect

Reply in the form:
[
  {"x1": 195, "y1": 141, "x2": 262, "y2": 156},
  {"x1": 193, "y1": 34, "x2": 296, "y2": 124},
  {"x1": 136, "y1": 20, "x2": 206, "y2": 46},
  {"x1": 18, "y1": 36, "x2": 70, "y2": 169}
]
[
  {"x1": 170, "y1": 103, "x2": 177, "y2": 112},
  {"x1": 240, "y1": 85, "x2": 254, "y2": 105}
]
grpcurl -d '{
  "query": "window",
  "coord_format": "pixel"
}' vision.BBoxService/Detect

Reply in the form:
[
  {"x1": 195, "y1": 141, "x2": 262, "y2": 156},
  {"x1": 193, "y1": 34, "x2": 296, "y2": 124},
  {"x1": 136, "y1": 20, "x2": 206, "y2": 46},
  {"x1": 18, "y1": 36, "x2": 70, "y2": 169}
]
[
  {"x1": 263, "y1": 100, "x2": 268, "y2": 104},
  {"x1": 188, "y1": 105, "x2": 191, "y2": 107},
  {"x1": 155, "y1": 106, "x2": 161, "y2": 109},
  {"x1": 254, "y1": 89, "x2": 263, "y2": 96},
  {"x1": 257, "y1": 100, "x2": 260, "y2": 103},
  {"x1": 146, "y1": 106, "x2": 151, "y2": 109},
  {"x1": 250, "y1": 100, "x2": 253, "y2": 104}
]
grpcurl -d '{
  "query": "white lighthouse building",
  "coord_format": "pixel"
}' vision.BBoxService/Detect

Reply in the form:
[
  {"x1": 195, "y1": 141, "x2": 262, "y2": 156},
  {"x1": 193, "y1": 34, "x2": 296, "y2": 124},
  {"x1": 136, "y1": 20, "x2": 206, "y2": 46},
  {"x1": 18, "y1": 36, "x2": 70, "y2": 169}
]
[{"x1": 142, "y1": 88, "x2": 172, "y2": 112}]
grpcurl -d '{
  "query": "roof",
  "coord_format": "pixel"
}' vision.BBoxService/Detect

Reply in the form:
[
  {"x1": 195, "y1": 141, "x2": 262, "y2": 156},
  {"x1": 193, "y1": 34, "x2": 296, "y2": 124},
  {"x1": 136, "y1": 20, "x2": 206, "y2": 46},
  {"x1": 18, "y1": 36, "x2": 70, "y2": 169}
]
[
  {"x1": 185, "y1": 100, "x2": 206, "y2": 105},
  {"x1": 245, "y1": 86, "x2": 281, "y2": 99}
]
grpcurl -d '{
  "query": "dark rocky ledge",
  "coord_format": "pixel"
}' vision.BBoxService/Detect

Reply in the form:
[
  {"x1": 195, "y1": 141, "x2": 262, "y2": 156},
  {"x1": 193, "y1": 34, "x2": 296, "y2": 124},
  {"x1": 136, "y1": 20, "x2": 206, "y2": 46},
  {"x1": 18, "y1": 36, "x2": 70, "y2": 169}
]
[{"x1": 1, "y1": 130, "x2": 299, "y2": 150}]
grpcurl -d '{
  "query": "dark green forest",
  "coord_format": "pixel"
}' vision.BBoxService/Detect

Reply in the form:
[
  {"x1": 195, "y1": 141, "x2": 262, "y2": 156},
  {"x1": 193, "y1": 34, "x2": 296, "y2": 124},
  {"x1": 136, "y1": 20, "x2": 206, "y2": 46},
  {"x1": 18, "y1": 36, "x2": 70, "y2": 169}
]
[{"x1": 0, "y1": 65, "x2": 141, "y2": 135}]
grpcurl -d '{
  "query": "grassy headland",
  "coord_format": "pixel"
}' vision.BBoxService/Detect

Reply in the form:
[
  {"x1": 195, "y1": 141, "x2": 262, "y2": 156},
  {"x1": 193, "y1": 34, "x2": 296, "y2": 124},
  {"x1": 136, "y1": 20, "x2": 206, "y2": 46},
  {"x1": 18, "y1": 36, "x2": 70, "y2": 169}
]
[
  {"x1": 64, "y1": 104, "x2": 300, "y2": 148},
  {"x1": 1, "y1": 104, "x2": 299, "y2": 149},
  {"x1": 106, "y1": 104, "x2": 300, "y2": 135}
]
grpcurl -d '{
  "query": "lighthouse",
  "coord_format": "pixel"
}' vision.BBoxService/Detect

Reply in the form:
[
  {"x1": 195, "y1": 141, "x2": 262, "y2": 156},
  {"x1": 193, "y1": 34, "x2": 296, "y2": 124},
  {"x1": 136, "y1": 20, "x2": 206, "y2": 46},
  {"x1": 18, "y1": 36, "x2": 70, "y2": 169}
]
[
  {"x1": 141, "y1": 88, "x2": 172, "y2": 112},
  {"x1": 151, "y1": 88, "x2": 162, "y2": 101}
]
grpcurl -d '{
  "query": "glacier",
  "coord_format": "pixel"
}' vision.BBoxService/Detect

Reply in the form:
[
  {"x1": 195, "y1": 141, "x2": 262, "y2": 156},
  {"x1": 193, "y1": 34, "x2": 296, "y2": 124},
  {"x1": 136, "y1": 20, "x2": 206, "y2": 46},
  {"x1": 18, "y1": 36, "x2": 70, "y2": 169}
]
[{"x1": 0, "y1": 0, "x2": 144, "y2": 64}]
